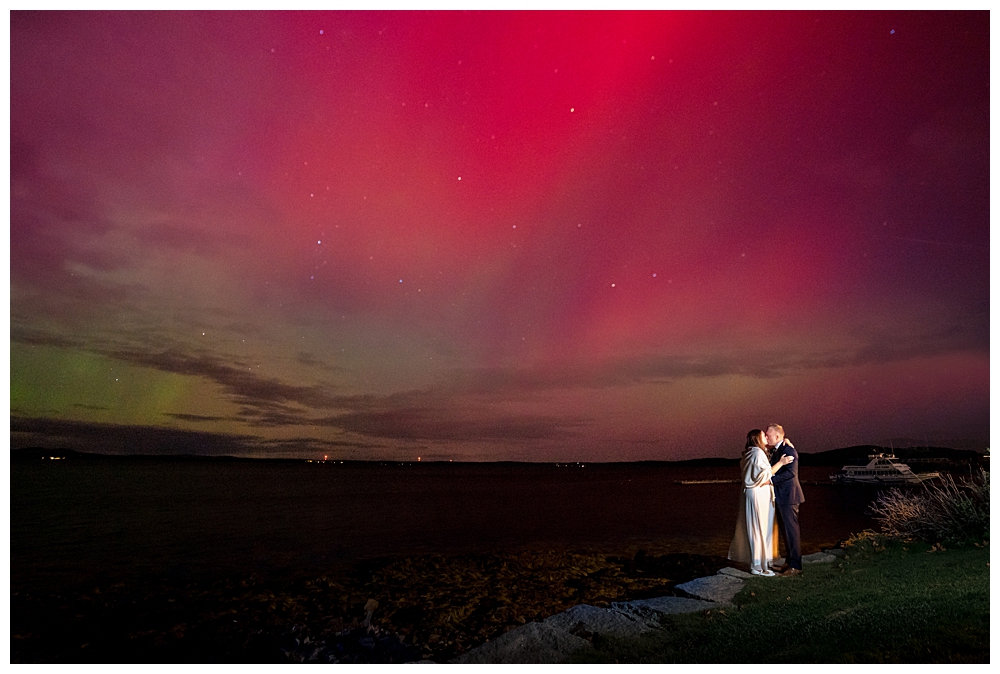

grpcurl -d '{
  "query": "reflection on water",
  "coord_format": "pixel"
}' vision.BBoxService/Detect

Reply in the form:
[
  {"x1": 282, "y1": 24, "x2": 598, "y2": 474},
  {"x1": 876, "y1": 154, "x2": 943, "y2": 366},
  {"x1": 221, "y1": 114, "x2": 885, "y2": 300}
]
[{"x1": 12, "y1": 460, "x2": 884, "y2": 592}]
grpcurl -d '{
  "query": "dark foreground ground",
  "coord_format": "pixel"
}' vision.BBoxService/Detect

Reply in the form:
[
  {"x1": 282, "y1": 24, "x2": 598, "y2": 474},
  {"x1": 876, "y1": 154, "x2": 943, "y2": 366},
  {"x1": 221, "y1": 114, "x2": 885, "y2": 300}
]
[
  {"x1": 11, "y1": 545, "x2": 735, "y2": 663},
  {"x1": 14, "y1": 538, "x2": 989, "y2": 663}
]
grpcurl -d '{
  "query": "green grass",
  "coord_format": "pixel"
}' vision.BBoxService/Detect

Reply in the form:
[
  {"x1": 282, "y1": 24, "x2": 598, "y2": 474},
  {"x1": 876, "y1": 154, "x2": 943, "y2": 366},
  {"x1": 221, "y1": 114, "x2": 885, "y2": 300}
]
[{"x1": 569, "y1": 538, "x2": 990, "y2": 663}]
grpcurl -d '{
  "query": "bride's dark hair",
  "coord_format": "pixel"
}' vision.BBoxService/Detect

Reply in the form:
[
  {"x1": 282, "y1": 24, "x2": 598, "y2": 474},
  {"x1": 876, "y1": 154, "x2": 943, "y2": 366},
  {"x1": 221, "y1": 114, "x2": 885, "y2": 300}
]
[{"x1": 744, "y1": 429, "x2": 765, "y2": 455}]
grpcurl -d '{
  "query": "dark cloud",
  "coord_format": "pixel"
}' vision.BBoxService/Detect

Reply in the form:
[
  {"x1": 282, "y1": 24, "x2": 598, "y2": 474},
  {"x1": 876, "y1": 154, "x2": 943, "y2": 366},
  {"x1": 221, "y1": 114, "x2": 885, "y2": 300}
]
[
  {"x1": 10, "y1": 328, "x2": 85, "y2": 350},
  {"x1": 9, "y1": 138, "x2": 111, "y2": 238},
  {"x1": 296, "y1": 352, "x2": 323, "y2": 366},
  {"x1": 256, "y1": 437, "x2": 386, "y2": 451},
  {"x1": 10, "y1": 139, "x2": 129, "y2": 291},
  {"x1": 10, "y1": 275, "x2": 146, "y2": 335},
  {"x1": 233, "y1": 437, "x2": 394, "y2": 460},
  {"x1": 439, "y1": 323, "x2": 988, "y2": 399},
  {"x1": 824, "y1": 323, "x2": 988, "y2": 371},
  {"x1": 10, "y1": 417, "x2": 398, "y2": 459},
  {"x1": 233, "y1": 400, "x2": 317, "y2": 428},
  {"x1": 72, "y1": 403, "x2": 109, "y2": 411},
  {"x1": 318, "y1": 408, "x2": 587, "y2": 442},
  {"x1": 105, "y1": 348, "x2": 340, "y2": 412},
  {"x1": 162, "y1": 412, "x2": 230, "y2": 423},
  {"x1": 11, "y1": 416, "x2": 262, "y2": 456},
  {"x1": 294, "y1": 351, "x2": 345, "y2": 375}
]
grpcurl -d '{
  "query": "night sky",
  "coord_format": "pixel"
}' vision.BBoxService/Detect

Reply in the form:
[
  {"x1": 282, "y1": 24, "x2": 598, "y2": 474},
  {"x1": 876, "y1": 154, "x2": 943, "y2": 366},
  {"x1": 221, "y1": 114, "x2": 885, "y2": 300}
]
[{"x1": 10, "y1": 11, "x2": 990, "y2": 461}]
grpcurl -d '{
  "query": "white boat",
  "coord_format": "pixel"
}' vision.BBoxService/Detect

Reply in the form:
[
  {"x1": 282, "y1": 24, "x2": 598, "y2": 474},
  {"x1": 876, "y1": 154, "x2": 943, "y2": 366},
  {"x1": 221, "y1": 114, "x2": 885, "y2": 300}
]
[{"x1": 830, "y1": 453, "x2": 940, "y2": 485}]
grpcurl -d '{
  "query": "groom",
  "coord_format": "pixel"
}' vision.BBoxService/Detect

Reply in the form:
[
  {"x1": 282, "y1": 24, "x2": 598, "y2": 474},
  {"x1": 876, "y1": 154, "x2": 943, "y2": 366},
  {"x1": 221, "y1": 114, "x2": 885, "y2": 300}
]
[{"x1": 766, "y1": 423, "x2": 805, "y2": 576}]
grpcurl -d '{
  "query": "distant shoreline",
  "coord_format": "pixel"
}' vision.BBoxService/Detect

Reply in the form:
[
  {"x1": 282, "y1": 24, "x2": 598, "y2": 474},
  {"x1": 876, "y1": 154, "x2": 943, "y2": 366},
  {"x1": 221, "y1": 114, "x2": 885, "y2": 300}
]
[{"x1": 11, "y1": 445, "x2": 988, "y2": 468}]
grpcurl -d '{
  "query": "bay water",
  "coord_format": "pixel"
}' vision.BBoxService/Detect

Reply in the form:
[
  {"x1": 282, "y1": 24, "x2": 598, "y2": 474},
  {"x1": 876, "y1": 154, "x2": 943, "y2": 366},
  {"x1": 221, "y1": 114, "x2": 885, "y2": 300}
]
[{"x1": 12, "y1": 459, "x2": 884, "y2": 593}]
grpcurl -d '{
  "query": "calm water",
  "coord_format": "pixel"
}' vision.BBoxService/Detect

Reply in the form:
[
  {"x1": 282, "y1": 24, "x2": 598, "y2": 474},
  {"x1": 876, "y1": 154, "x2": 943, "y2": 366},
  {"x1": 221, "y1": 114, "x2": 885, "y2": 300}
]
[{"x1": 12, "y1": 459, "x2": 885, "y2": 592}]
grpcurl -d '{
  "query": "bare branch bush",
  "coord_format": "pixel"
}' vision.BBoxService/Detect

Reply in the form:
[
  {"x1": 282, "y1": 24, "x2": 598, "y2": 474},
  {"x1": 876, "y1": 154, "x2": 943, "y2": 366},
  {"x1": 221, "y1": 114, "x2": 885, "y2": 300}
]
[{"x1": 870, "y1": 469, "x2": 989, "y2": 545}]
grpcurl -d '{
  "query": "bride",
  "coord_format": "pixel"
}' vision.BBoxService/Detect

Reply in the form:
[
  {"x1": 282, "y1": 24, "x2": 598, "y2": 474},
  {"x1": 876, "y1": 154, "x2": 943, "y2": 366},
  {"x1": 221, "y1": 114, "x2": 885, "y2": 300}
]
[{"x1": 728, "y1": 429, "x2": 794, "y2": 576}]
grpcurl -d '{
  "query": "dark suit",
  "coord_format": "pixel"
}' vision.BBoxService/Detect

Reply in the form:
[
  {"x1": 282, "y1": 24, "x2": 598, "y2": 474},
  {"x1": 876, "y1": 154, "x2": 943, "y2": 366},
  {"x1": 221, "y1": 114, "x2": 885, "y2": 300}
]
[{"x1": 771, "y1": 440, "x2": 805, "y2": 570}]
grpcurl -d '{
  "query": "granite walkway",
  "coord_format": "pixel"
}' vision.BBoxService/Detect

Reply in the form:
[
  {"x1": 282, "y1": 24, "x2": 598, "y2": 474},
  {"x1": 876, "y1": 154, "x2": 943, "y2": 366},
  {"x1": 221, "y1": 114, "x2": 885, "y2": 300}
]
[{"x1": 451, "y1": 550, "x2": 842, "y2": 664}]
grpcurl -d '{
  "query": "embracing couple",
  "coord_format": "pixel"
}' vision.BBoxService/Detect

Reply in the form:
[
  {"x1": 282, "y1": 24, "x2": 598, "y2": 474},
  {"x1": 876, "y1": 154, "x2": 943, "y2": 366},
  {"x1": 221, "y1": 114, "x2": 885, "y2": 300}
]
[{"x1": 728, "y1": 423, "x2": 805, "y2": 577}]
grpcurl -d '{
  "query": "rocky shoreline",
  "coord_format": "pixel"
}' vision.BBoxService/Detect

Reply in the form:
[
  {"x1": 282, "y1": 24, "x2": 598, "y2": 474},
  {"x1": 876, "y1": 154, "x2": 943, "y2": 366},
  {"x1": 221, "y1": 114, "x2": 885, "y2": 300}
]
[
  {"x1": 276, "y1": 547, "x2": 745, "y2": 663},
  {"x1": 452, "y1": 550, "x2": 843, "y2": 664},
  {"x1": 12, "y1": 545, "x2": 753, "y2": 663},
  {"x1": 12, "y1": 544, "x2": 846, "y2": 663}
]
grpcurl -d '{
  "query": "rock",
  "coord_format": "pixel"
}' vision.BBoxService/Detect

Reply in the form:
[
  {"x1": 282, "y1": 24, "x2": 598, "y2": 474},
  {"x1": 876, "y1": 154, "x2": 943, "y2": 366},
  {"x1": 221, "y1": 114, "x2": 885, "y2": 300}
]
[
  {"x1": 446, "y1": 560, "x2": 758, "y2": 664},
  {"x1": 543, "y1": 603, "x2": 649, "y2": 639},
  {"x1": 675, "y1": 575, "x2": 745, "y2": 604},
  {"x1": 803, "y1": 552, "x2": 837, "y2": 564},
  {"x1": 363, "y1": 598, "x2": 379, "y2": 627},
  {"x1": 610, "y1": 596, "x2": 717, "y2": 627},
  {"x1": 824, "y1": 548, "x2": 847, "y2": 557},
  {"x1": 451, "y1": 622, "x2": 592, "y2": 664}
]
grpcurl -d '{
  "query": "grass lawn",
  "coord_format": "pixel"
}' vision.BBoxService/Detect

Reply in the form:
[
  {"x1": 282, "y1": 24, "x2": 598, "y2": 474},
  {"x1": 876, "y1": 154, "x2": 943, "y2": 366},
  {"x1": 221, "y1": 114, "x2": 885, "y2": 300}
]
[{"x1": 569, "y1": 537, "x2": 990, "y2": 663}]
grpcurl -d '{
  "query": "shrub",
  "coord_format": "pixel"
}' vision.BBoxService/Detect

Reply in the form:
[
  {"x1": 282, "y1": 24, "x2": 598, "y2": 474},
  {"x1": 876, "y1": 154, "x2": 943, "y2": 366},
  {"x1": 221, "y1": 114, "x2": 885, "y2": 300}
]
[
  {"x1": 869, "y1": 469, "x2": 989, "y2": 545},
  {"x1": 842, "y1": 530, "x2": 892, "y2": 553}
]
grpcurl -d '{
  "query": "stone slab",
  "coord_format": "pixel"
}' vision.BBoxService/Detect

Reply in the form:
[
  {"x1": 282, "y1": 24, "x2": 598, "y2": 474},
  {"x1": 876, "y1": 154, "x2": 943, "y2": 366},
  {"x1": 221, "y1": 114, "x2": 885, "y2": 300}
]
[
  {"x1": 802, "y1": 552, "x2": 837, "y2": 564},
  {"x1": 450, "y1": 622, "x2": 592, "y2": 664},
  {"x1": 543, "y1": 603, "x2": 649, "y2": 639},
  {"x1": 717, "y1": 566, "x2": 753, "y2": 579},
  {"x1": 610, "y1": 596, "x2": 717, "y2": 627},
  {"x1": 675, "y1": 574, "x2": 746, "y2": 604}
]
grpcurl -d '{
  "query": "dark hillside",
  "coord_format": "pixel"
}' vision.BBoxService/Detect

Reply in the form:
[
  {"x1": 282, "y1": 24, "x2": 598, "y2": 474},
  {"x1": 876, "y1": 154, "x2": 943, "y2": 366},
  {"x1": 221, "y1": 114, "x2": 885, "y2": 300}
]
[{"x1": 801, "y1": 445, "x2": 986, "y2": 468}]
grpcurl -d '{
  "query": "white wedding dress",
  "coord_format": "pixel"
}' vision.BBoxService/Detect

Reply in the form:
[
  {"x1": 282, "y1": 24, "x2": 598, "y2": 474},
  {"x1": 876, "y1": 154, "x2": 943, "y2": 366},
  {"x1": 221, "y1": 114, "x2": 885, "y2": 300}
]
[{"x1": 728, "y1": 446, "x2": 777, "y2": 573}]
